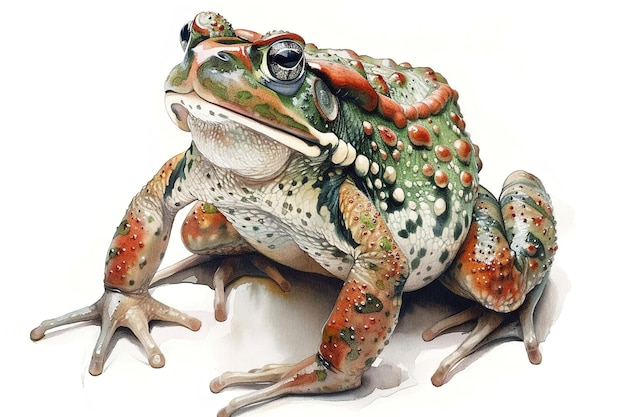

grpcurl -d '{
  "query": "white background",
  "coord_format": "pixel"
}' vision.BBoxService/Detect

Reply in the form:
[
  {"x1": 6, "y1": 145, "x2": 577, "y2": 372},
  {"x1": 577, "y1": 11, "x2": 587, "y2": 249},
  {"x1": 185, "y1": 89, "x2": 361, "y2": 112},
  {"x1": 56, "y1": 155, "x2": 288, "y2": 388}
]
[{"x1": 2, "y1": 0, "x2": 622, "y2": 415}]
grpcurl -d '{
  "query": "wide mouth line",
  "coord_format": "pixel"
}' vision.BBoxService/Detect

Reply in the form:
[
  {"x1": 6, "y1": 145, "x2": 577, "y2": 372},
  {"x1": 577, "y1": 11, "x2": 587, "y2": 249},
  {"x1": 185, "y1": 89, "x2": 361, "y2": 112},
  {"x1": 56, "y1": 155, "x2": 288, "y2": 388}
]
[{"x1": 165, "y1": 91, "x2": 326, "y2": 159}]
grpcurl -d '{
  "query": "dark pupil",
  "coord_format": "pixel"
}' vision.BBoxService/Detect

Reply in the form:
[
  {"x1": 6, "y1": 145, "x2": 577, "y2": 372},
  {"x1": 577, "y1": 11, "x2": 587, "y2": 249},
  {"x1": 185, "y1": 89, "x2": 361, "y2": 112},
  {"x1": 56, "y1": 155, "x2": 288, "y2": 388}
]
[
  {"x1": 274, "y1": 49, "x2": 301, "y2": 68},
  {"x1": 180, "y1": 22, "x2": 191, "y2": 45}
]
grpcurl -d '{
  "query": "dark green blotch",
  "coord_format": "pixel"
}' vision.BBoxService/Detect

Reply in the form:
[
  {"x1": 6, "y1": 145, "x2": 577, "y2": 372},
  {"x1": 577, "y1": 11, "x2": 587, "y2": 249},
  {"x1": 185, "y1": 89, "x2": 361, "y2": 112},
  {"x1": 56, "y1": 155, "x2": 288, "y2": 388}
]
[
  {"x1": 411, "y1": 257, "x2": 420, "y2": 270},
  {"x1": 354, "y1": 294, "x2": 383, "y2": 314},
  {"x1": 339, "y1": 327, "x2": 360, "y2": 361},
  {"x1": 393, "y1": 275, "x2": 408, "y2": 298},
  {"x1": 164, "y1": 150, "x2": 189, "y2": 199},
  {"x1": 365, "y1": 357, "x2": 377, "y2": 367},
  {"x1": 438, "y1": 249, "x2": 450, "y2": 264},
  {"x1": 405, "y1": 219, "x2": 418, "y2": 233},
  {"x1": 236, "y1": 90, "x2": 253, "y2": 102},
  {"x1": 107, "y1": 247, "x2": 120, "y2": 263},
  {"x1": 115, "y1": 220, "x2": 131, "y2": 236},
  {"x1": 453, "y1": 222, "x2": 463, "y2": 240}
]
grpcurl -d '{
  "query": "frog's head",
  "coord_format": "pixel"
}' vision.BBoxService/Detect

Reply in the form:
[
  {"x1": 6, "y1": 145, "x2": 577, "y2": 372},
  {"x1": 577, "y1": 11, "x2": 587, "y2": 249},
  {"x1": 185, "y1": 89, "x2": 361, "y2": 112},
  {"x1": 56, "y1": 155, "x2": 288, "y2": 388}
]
[{"x1": 165, "y1": 11, "x2": 352, "y2": 180}]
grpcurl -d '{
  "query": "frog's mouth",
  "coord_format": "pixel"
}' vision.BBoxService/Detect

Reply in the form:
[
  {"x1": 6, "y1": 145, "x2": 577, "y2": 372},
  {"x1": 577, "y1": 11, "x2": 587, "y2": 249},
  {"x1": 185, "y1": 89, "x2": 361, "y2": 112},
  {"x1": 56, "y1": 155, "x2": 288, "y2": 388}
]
[{"x1": 164, "y1": 91, "x2": 357, "y2": 167}]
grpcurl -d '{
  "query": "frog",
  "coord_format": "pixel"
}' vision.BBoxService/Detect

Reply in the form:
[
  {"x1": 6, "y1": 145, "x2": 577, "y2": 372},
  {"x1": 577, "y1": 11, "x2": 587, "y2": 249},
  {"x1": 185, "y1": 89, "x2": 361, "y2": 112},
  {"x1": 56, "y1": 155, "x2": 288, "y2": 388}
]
[{"x1": 30, "y1": 11, "x2": 557, "y2": 417}]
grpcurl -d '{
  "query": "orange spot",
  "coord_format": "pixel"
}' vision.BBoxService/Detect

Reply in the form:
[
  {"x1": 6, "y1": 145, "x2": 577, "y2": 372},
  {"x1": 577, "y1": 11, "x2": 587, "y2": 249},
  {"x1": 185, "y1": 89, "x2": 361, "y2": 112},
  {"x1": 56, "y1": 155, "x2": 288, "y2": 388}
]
[
  {"x1": 422, "y1": 163, "x2": 435, "y2": 177},
  {"x1": 434, "y1": 170, "x2": 449, "y2": 188},
  {"x1": 460, "y1": 171, "x2": 474, "y2": 187},
  {"x1": 449, "y1": 111, "x2": 466, "y2": 131},
  {"x1": 408, "y1": 124, "x2": 432, "y2": 148},
  {"x1": 363, "y1": 121, "x2": 374, "y2": 136},
  {"x1": 377, "y1": 125, "x2": 397, "y2": 147},
  {"x1": 435, "y1": 145, "x2": 452, "y2": 162},
  {"x1": 454, "y1": 139, "x2": 473, "y2": 163},
  {"x1": 390, "y1": 71, "x2": 406, "y2": 86}
]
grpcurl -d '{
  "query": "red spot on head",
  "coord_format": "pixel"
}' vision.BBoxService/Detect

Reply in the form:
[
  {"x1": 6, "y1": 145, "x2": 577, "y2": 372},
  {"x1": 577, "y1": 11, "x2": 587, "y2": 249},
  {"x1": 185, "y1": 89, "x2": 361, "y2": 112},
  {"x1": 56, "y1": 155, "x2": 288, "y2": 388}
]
[
  {"x1": 377, "y1": 125, "x2": 397, "y2": 147},
  {"x1": 370, "y1": 74, "x2": 390, "y2": 95},
  {"x1": 449, "y1": 111, "x2": 466, "y2": 131},
  {"x1": 434, "y1": 170, "x2": 449, "y2": 188},
  {"x1": 460, "y1": 171, "x2": 474, "y2": 187},
  {"x1": 390, "y1": 71, "x2": 406, "y2": 86},
  {"x1": 454, "y1": 139, "x2": 473, "y2": 163},
  {"x1": 422, "y1": 163, "x2": 434, "y2": 177},
  {"x1": 435, "y1": 145, "x2": 452, "y2": 162},
  {"x1": 363, "y1": 121, "x2": 374, "y2": 136},
  {"x1": 408, "y1": 124, "x2": 432, "y2": 148}
]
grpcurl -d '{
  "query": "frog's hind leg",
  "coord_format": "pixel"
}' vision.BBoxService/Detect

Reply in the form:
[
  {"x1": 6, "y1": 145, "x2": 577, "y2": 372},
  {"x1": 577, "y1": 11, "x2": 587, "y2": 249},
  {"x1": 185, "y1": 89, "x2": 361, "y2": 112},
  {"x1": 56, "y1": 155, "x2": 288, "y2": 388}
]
[
  {"x1": 423, "y1": 274, "x2": 548, "y2": 386},
  {"x1": 516, "y1": 275, "x2": 548, "y2": 364},
  {"x1": 423, "y1": 171, "x2": 556, "y2": 385},
  {"x1": 151, "y1": 201, "x2": 291, "y2": 321},
  {"x1": 150, "y1": 253, "x2": 291, "y2": 322},
  {"x1": 423, "y1": 305, "x2": 505, "y2": 387}
]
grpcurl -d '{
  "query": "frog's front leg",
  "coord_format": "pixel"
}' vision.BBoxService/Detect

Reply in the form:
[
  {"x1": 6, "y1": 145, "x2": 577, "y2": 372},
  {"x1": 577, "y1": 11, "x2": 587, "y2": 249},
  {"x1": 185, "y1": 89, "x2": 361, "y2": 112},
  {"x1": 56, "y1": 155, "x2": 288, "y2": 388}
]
[
  {"x1": 30, "y1": 153, "x2": 201, "y2": 375},
  {"x1": 208, "y1": 180, "x2": 408, "y2": 417},
  {"x1": 423, "y1": 170, "x2": 557, "y2": 386}
]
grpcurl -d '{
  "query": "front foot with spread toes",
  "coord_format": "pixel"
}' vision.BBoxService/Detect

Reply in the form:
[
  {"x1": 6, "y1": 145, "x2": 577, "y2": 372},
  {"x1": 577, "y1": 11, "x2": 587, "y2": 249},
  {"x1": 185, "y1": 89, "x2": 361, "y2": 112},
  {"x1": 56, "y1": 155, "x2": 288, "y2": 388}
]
[{"x1": 30, "y1": 289, "x2": 201, "y2": 375}]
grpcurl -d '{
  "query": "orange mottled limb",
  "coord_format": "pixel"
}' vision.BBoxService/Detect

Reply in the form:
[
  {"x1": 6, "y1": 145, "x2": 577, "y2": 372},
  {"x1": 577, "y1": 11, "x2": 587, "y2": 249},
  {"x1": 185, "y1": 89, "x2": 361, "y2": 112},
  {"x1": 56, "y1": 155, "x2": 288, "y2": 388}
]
[
  {"x1": 181, "y1": 201, "x2": 253, "y2": 255},
  {"x1": 423, "y1": 171, "x2": 557, "y2": 385},
  {"x1": 319, "y1": 180, "x2": 408, "y2": 376},
  {"x1": 439, "y1": 186, "x2": 525, "y2": 313},
  {"x1": 104, "y1": 153, "x2": 186, "y2": 292},
  {"x1": 30, "y1": 151, "x2": 203, "y2": 374},
  {"x1": 208, "y1": 180, "x2": 409, "y2": 417}
]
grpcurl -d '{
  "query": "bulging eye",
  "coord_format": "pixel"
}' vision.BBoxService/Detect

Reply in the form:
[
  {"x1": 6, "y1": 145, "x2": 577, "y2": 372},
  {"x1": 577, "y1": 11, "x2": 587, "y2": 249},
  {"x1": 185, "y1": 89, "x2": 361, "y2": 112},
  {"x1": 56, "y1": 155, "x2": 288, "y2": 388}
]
[
  {"x1": 179, "y1": 21, "x2": 192, "y2": 51},
  {"x1": 260, "y1": 39, "x2": 306, "y2": 95},
  {"x1": 267, "y1": 40, "x2": 305, "y2": 82}
]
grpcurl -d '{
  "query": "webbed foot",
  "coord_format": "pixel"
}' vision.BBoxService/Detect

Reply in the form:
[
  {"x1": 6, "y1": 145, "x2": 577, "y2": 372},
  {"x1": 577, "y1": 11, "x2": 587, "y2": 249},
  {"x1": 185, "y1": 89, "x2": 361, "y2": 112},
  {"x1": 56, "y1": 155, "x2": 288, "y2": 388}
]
[
  {"x1": 30, "y1": 289, "x2": 201, "y2": 375},
  {"x1": 422, "y1": 277, "x2": 547, "y2": 386}
]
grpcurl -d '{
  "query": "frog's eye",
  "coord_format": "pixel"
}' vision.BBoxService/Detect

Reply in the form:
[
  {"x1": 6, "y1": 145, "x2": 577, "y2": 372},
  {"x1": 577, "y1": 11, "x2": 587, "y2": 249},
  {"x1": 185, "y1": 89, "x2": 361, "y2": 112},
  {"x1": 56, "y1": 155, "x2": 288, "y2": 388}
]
[
  {"x1": 261, "y1": 39, "x2": 306, "y2": 95},
  {"x1": 179, "y1": 21, "x2": 192, "y2": 51},
  {"x1": 267, "y1": 40, "x2": 304, "y2": 81}
]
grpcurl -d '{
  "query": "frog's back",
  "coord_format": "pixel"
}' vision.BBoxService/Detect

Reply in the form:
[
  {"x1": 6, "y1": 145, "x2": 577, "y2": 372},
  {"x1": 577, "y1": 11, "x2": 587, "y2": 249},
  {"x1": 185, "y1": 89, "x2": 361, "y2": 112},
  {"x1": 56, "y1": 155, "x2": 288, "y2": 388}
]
[{"x1": 306, "y1": 45, "x2": 480, "y2": 290}]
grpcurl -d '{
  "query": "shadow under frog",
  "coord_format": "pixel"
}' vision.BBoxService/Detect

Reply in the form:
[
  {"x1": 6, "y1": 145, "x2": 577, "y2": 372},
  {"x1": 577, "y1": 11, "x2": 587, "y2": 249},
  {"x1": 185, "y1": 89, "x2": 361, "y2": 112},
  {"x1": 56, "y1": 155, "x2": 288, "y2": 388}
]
[{"x1": 138, "y1": 256, "x2": 569, "y2": 408}]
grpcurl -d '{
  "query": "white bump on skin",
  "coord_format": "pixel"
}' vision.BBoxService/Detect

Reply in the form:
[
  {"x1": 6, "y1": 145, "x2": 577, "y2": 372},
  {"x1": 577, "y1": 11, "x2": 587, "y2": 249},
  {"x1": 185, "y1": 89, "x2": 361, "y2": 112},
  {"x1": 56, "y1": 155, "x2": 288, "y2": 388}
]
[
  {"x1": 331, "y1": 140, "x2": 349, "y2": 164},
  {"x1": 354, "y1": 154, "x2": 370, "y2": 177},
  {"x1": 392, "y1": 187, "x2": 405, "y2": 203},
  {"x1": 383, "y1": 166, "x2": 397, "y2": 184},
  {"x1": 433, "y1": 198, "x2": 446, "y2": 216}
]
